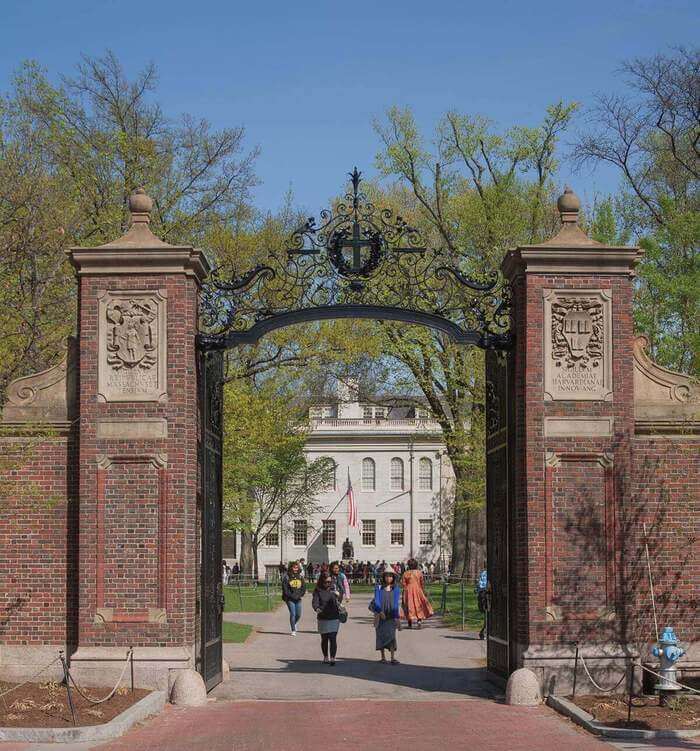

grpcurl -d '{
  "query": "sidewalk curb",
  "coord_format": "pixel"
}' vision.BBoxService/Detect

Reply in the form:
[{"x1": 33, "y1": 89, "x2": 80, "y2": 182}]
[
  {"x1": 0, "y1": 690, "x2": 166, "y2": 743},
  {"x1": 547, "y1": 694, "x2": 700, "y2": 741}
]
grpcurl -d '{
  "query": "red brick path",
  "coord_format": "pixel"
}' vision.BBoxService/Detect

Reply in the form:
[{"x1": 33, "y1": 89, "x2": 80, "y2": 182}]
[{"x1": 93, "y1": 700, "x2": 612, "y2": 751}]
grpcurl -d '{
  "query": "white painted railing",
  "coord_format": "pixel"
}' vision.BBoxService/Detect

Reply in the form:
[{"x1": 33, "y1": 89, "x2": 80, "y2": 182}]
[{"x1": 309, "y1": 417, "x2": 442, "y2": 432}]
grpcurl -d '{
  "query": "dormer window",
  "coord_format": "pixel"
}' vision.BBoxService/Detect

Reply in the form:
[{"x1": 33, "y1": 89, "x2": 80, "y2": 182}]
[{"x1": 362, "y1": 405, "x2": 387, "y2": 420}]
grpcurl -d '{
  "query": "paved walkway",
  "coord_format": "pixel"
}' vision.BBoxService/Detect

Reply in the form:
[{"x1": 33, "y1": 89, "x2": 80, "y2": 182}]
[
  {"x1": 215, "y1": 593, "x2": 493, "y2": 701},
  {"x1": 2, "y1": 596, "x2": 698, "y2": 750}
]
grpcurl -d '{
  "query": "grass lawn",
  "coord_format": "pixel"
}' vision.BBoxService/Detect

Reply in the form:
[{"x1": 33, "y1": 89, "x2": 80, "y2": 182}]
[
  {"x1": 222, "y1": 621, "x2": 253, "y2": 643},
  {"x1": 223, "y1": 584, "x2": 281, "y2": 613}
]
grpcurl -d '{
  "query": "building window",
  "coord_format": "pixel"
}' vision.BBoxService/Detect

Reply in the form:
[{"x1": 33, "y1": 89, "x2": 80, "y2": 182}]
[
  {"x1": 264, "y1": 527, "x2": 280, "y2": 547},
  {"x1": 362, "y1": 405, "x2": 388, "y2": 420},
  {"x1": 322, "y1": 519, "x2": 336, "y2": 546},
  {"x1": 418, "y1": 457, "x2": 433, "y2": 490},
  {"x1": 361, "y1": 519, "x2": 376, "y2": 546},
  {"x1": 361, "y1": 458, "x2": 375, "y2": 491},
  {"x1": 292, "y1": 519, "x2": 307, "y2": 547},
  {"x1": 390, "y1": 457, "x2": 404, "y2": 490},
  {"x1": 390, "y1": 519, "x2": 405, "y2": 546},
  {"x1": 309, "y1": 406, "x2": 323, "y2": 419},
  {"x1": 321, "y1": 458, "x2": 337, "y2": 492},
  {"x1": 419, "y1": 519, "x2": 433, "y2": 546}
]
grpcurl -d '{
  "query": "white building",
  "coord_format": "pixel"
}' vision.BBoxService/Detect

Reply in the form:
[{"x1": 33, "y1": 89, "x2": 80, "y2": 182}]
[{"x1": 252, "y1": 388, "x2": 454, "y2": 577}]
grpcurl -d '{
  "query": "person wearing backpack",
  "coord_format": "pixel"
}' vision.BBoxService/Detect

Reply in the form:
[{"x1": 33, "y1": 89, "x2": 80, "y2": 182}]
[{"x1": 281, "y1": 560, "x2": 306, "y2": 636}]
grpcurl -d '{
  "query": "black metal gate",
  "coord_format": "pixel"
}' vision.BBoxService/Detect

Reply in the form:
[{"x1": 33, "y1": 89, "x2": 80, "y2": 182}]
[
  {"x1": 485, "y1": 349, "x2": 513, "y2": 677},
  {"x1": 198, "y1": 347, "x2": 224, "y2": 690}
]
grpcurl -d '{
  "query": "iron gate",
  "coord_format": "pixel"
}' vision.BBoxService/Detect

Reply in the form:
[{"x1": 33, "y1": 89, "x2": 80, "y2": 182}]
[
  {"x1": 198, "y1": 347, "x2": 224, "y2": 690},
  {"x1": 485, "y1": 349, "x2": 513, "y2": 677}
]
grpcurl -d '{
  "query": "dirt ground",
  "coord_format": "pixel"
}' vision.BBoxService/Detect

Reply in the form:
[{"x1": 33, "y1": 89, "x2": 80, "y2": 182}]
[
  {"x1": 0, "y1": 680, "x2": 149, "y2": 727},
  {"x1": 573, "y1": 693, "x2": 700, "y2": 731}
]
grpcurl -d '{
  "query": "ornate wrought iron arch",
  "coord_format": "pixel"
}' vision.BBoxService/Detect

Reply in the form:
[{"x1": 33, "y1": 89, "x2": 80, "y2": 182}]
[{"x1": 198, "y1": 168, "x2": 512, "y2": 351}]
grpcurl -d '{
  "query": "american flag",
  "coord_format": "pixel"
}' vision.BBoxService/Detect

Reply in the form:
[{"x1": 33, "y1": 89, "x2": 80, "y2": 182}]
[{"x1": 347, "y1": 469, "x2": 358, "y2": 528}]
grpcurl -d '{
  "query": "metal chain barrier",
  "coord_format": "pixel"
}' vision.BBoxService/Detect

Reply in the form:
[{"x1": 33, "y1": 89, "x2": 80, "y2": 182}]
[
  {"x1": 65, "y1": 648, "x2": 134, "y2": 705},
  {"x1": 0, "y1": 657, "x2": 61, "y2": 701},
  {"x1": 578, "y1": 653, "x2": 628, "y2": 693}
]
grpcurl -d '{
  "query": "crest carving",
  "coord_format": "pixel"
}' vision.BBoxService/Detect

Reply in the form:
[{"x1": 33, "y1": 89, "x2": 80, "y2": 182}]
[
  {"x1": 97, "y1": 290, "x2": 167, "y2": 403},
  {"x1": 551, "y1": 298, "x2": 604, "y2": 369},
  {"x1": 543, "y1": 289, "x2": 612, "y2": 402},
  {"x1": 106, "y1": 299, "x2": 157, "y2": 370}
]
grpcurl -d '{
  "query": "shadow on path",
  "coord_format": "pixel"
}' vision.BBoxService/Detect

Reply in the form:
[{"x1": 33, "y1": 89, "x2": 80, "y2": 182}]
[{"x1": 231, "y1": 658, "x2": 497, "y2": 698}]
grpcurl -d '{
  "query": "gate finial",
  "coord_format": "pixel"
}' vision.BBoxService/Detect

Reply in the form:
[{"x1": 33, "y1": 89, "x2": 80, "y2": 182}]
[
  {"x1": 129, "y1": 188, "x2": 153, "y2": 225},
  {"x1": 557, "y1": 186, "x2": 580, "y2": 226}
]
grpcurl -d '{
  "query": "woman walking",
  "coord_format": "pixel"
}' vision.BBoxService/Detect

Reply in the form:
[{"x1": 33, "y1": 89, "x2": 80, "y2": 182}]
[
  {"x1": 370, "y1": 570, "x2": 401, "y2": 664},
  {"x1": 330, "y1": 560, "x2": 351, "y2": 602},
  {"x1": 281, "y1": 561, "x2": 306, "y2": 635},
  {"x1": 312, "y1": 573, "x2": 343, "y2": 665},
  {"x1": 401, "y1": 558, "x2": 434, "y2": 629}
]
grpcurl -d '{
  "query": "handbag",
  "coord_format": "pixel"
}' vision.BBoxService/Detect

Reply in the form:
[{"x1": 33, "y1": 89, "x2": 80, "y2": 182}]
[{"x1": 337, "y1": 603, "x2": 348, "y2": 623}]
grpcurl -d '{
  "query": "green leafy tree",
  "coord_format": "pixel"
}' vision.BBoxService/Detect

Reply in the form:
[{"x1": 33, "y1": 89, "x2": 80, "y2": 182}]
[
  {"x1": 222, "y1": 379, "x2": 334, "y2": 576},
  {"x1": 0, "y1": 51, "x2": 258, "y2": 402},
  {"x1": 373, "y1": 102, "x2": 577, "y2": 576},
  {"x1": 574, "y1": 47, "x2": 699, "y2": 374}
]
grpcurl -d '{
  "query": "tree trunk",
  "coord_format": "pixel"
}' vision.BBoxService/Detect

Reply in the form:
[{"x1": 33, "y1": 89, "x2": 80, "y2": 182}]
[
  {"x1": 252, "y1": 534, "x2": 259, "y2": 581},
  {"x1": 239, "y1": 531, "x2": 254, "y2": 576}
]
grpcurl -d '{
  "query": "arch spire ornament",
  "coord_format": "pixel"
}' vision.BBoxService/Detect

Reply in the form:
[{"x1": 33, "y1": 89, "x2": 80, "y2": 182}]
[{"x1": 199, "y1": 168, "x2": 512, "y2": 350}]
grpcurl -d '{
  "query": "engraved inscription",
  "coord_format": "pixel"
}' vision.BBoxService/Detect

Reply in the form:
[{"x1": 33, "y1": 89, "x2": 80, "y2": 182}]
[
  {"x1": 98, "y1": 290, "x2": 167, "y2": 402},
  {"x1": 544, "y1": 290, "x2": 612, "y2": 401}
]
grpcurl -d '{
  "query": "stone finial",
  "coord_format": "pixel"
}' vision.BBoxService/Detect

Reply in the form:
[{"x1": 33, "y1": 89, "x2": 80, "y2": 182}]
[
  {"x1": 557, "y1": 186, "x2": 580, "y2": 225},
  {"x1": 129, "y1": 188, "x2": 153, "y2": 224}
]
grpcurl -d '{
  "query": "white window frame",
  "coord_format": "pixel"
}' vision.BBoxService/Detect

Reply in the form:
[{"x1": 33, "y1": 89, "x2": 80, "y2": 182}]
[
  {"x1": 361, "y1": 457, "x2": 376, "y2": 491},
  {"x1": 292, "y1": 519, "x2": 308, "y2": 547},
  {"x1": 390, "y1": 519, "x2": 405, "y2": 546},
  {"x1": 419, "y1": 519, "x2": 433, "y2": 546},
  {"x1": 390, "y1": 457, "x2": 404, "y2": 491},
  {"x1": 322, "y1": 519, "x2": 336, "y2": 547},
  {"x1": 418, "y1": 457, "x2": 433, "y2": 490},
  {"x1": 361, "y1": 519, "x2": 376, "y2": 547},
  {"x1": 264, "y1": 526, "x2": 280, "y2": 547},
  {"x1": 321, "y1": 458, "x2": 337, "y2": 492}
]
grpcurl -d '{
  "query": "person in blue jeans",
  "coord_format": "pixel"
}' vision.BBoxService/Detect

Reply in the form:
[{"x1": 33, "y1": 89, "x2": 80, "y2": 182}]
[{"x1": 282, "y1": 560, "x2": 306, "y2": 635}]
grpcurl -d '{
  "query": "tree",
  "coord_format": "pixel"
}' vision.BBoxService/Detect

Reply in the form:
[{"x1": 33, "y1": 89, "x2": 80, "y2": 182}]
[
  {"x1": 373, "y1": 102, "x2": 577, "y2": 576},
  {"x1": 222, "y1": 379, "x2": 334, "y2": 576},
  {"x1": 574, "y1": 47, "x2": 699, "y2": 374},
  {"x1": 0, "y1": 52, "x2": 258, "y2": 402}
]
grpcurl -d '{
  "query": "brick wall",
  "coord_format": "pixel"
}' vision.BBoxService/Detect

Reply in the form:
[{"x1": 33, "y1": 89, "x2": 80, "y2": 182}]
[
  {"x1": 627, "y1": 438, "x2": 699, "y2": 648},
  {"x1": 76, "y1": 273, "x2": 200, "y2": 648},
  {"x1": 511, "y1": 273, "x2": 637, "y2": 654},
  {"x1": 0, "y1": 433, "x2": 77, "y2": 648}
]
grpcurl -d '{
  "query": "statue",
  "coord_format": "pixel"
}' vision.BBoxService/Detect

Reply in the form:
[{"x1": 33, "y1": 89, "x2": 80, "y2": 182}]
[{"x1": 342, "y1": 537, "x2": 354, "y2": 560}]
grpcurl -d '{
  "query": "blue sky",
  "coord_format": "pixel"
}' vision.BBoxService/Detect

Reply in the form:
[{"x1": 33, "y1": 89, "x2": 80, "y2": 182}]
[{"x1": 1, "y1": 0, "x2": 697, "y2": 216}]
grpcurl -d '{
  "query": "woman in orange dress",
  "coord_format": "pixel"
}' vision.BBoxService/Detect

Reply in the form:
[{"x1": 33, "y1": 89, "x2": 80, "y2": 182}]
[{"x1": 401, "y1": 559, "x2": 434, "y2": 628}]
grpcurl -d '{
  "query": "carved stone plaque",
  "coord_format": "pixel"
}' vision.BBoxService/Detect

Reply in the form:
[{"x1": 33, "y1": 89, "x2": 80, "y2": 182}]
[
  {"x1": 543, "y1": 289, "x2": 612, "y2": 401},
  {"x1": 97, "y1": 290, "x2": 167, "y2": 402}
]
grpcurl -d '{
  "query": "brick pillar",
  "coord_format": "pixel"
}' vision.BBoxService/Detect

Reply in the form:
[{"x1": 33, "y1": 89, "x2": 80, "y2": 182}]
[
  {"x1": 502, "y1": 188, "x2": 643, "y2": 693},
  {"x1": 66, "y1": 190, "x2": 210, "y2": 689}
]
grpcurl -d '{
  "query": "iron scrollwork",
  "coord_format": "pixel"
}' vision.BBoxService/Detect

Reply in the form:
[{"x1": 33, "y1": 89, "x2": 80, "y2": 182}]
[{"x1": 199, "y1": 168, "x2": 512, "y2": 350}]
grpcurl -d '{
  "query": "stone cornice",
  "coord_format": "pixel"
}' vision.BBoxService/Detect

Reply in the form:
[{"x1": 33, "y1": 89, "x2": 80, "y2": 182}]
[
  {"x1": 66, "y1": 246, "x2": 211, "y2": 283},
  {"x1": 501, "y1": 245, "x2": 643, "y2": 280}
]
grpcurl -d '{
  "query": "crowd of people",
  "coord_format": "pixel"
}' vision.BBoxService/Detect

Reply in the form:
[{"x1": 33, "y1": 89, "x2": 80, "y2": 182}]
[
  {"x1": 223, "y1": 555, "x2": 490, "y2": 664},
  {"x1": 280, "y1": 558, "x2": 435, "y2": 666},
  {"x1": 297, "y1": 558, "x2": 445, "y2": 585}
]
